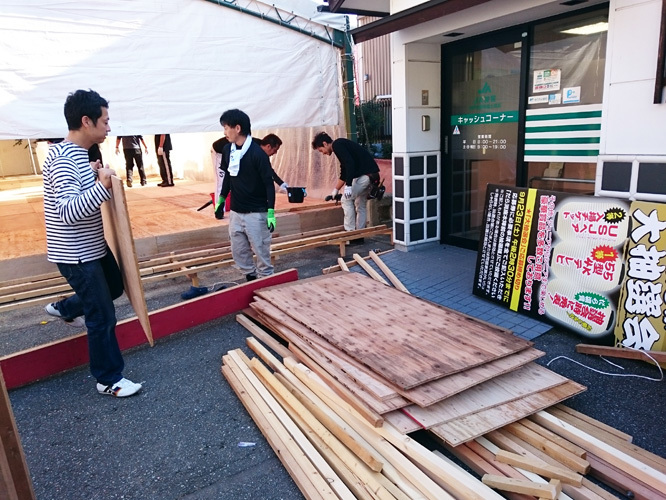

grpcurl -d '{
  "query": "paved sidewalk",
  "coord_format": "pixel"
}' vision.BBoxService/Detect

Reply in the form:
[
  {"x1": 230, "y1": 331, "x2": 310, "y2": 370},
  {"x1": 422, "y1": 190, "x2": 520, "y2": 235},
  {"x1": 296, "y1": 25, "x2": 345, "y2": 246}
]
[{"x1": 367, "y1": 244, "x2": 551, "y2": 340}]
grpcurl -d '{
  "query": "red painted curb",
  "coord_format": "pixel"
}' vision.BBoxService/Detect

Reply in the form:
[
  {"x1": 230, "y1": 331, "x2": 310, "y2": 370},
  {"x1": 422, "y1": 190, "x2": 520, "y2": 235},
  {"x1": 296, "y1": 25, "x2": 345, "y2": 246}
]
[{"x1": 0, "y1": 269, "x2": 298, "y2": 389}]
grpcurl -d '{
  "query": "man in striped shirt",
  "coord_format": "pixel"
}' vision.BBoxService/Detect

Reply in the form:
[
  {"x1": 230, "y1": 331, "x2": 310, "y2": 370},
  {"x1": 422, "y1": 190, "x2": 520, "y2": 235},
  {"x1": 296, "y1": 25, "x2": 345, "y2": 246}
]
[{"x1": 42, "y1": 89, "x2": 142, "y2": 398}]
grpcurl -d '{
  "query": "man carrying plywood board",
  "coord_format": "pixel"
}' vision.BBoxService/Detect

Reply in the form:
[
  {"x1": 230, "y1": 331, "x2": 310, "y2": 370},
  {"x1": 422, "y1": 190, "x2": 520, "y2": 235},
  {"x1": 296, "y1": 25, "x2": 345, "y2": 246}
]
[{"x1": 42, "y1": 89, "x2": 143, "y2": 398}]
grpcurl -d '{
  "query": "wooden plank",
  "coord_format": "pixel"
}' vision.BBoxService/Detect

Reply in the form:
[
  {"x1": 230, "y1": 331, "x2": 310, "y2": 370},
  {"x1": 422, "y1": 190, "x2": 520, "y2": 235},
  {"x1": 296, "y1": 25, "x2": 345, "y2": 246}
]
[
  {"x1": 518, "y1": 418, "x2": 588, "y2": 458},
  {"x1": 546, "y1": 408, "x2": 666, "y2": 475},
  {"x1": 250, "y1": 358, "x2": 388, "y2": 481},
  {"x1": 575, "y1": 344, "x2": 666, "y2": 364},
  {"x1": 256, "y1": 272, "x2": 532, "y2": 390},
  {"x1": 236, "y1": 314, "x2": 292, "y2": 360},
  {"x1": 337, "y1": 258, "x2": 349, "y2": 272},
  {"x1": 245, "y1": 338, "x2": 421, "y2": 500},
  {"x1": 0, "y1": 370, "x2": 36, "y2": 500},
  {"x1": 102, "y1": 175, "x2": 153, "y2": 346},
  {"x1": 392, "y1": 363, "x2": 569, "y2": 432},
  {"x1": 430, "y1": 381, "x2": 586, "y2": 446},
  {"x1": 0, "y1": 224, "x2": 388, "y2": 313},
  {"x1": 323, "y1": 249, "x2": 395, "y2": 274},
  {"x1": 442, "y1": 444, "x2": 535, "y2": 500},
  {"x1": 586, "y1": 452, "x2": 664, "y2": 500},
  {"x1": 486, "y1": 430, "x2": 622, "y2": 500},
  {"x1": 0, "y1": 270, "x2": 298, "y2": 389},
  {"x1": 368, "y1": 251, "x2": 409, "y2": 293},
  {"x1": 284, "y1": 357, "x2": 384, "y2": 428},
  {"x1": 553, "y1": 405, "x2": 632, "y2": 443},
  {"x1": 504, "y1": 421, "x2": 590, "y2": 474},
  {"x1": 249, "y1": 303, "x2": 406, "y2": 414},
  {"x1": 482, "y1": 474, "x2": 561, "y2": 499},
  {"x1": 222, "y1": 354, "x2": 336, "y2": 500},
  {"x1": 476, "y1": 437, "x2": 575, "y2": 500},
  {"x1": 530, "y1": 411, "x2": 666, "y2": 494},
  {"x1": 495, "y1": 449, "x2": 583, "y2": 486},
  {"x1": 286, "y1": 360, "x2": 489, "y2": 500},
  {"x1": 352, "y1": 253, "x2": 389, "y2": 285}
]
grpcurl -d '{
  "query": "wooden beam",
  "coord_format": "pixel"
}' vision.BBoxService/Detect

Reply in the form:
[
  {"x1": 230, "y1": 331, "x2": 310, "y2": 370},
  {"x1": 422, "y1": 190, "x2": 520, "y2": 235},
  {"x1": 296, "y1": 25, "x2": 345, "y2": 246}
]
[
  {"x1": 369, "y1": 251, "x2": 409, "y2": 293},
  {"x1": 0, "y1": 370, "x2": 35, "y2": 500},
  {"x1": 245, "y1": 337, "x2": 419, "y2": 500},
  {"x1": 575, "y1": 344, "x2": 666, "y2": 364},
  {"x1": 495, "y1": 449, "x2": 583, "y2": 486},
  {"x1": 504, "y1": 421, "x2": 590, "y2": 474},
  {"x1": 531, "y1": 411, "x2": 666, "y2": 493},
  {"x1": 221, "y1": 353, "x2": 335, "y2": 500},
  {"x1": 352, "y1": 253, "x2": 389, "y2": 285},
  {"x1": 553, "y1": 405, "x2": 632, "y2": 443},
  {"x1": 284, "y1": 356, "x2": 383, "y2": 428},
  {"x1": 485, "y1": 430, "x2": 617, "y2": 500},
  {"x1": 237, "y1": 314, "x2": 292, "y2": 360},
  {"x1": 482, "y1": 474, "x2": 561, "y2": 500}
]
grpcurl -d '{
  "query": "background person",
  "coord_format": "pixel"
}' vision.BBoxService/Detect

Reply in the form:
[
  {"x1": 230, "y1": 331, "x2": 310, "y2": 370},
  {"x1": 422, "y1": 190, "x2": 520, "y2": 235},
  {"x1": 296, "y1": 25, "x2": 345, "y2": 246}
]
[
  {"x1": 217, "y1": 109, "x2": 275, "y2": 281},
  {"x1": 115, "y1": 135, "x2": 148, "y2": 187},
  {"x1": 155, "y1": 133, "x2": 174, "y2": 187},
  {"x1": 43, "y1": 89, "x2": 142, "y2": 398},
  {"x1": 312, "y1": 131, "x2": 379, "y2": 240},
  {"x1": 252, "y1": 133, "x2": 288, "y2": 192}
]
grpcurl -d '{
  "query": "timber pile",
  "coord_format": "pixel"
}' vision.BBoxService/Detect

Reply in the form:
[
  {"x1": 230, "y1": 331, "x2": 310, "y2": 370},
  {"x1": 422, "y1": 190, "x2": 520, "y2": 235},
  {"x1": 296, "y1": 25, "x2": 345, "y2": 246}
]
[
  {"x1": 0, "y1": 224, "x2": 391, "y2": 313},
  {"x1": 223, "y1": 271, "x2": 666, "y2": 499},
  {"x1": 245, "y1": 272, "x2": 585, "y2": 445}
]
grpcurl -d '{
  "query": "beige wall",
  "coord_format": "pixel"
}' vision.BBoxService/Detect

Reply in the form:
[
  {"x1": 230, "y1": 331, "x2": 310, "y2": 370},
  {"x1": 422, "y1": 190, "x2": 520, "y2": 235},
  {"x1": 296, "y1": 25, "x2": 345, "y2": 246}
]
[{"x1": 0, "y1": 140, "x2": 37, "y2": 176}]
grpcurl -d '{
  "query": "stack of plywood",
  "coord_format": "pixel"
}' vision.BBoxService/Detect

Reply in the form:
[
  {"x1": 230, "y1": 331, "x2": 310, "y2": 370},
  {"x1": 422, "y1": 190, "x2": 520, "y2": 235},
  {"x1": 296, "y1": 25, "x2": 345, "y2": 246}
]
[
  {"x1": 246, "y1": 272, "x2": 585, "y2": 446},
  {"x1": 225, "y1": 330, "x2": 666, "y2": 500}
]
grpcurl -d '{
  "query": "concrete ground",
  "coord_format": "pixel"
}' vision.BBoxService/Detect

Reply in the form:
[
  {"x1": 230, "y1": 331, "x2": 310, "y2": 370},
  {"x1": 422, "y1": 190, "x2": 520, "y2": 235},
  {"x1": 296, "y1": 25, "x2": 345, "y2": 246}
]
[{"x1": 6, "y1": 237, "x2": 666, "y2": 500}]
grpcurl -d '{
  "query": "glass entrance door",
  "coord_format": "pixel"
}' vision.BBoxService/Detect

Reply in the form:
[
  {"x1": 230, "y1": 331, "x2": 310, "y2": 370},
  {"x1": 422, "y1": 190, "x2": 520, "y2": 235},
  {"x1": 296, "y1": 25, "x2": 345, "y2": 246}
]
[{"x1": 442, "y1": 31, "x2": 525, "y2": 249}]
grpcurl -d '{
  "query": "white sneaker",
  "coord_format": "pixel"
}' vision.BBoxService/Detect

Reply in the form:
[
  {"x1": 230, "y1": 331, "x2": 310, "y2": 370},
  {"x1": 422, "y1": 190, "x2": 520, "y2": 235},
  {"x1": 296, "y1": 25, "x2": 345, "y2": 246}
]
[
  {"x1": 45, "y1": 302, "x2": 86, "y2": 328},
  {"x1": 96, "y1": 378, "x2": 142, "y2": 397}
]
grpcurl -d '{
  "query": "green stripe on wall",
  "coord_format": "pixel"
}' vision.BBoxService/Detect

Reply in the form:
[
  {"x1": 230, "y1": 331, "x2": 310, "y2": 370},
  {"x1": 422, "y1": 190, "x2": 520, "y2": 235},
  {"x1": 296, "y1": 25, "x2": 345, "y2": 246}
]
[
  {"x1": 525, "y1": 137, "x2": 600, "y2": 144},
  {"x1": 524, "y1": 149, "x2": 599, "y2": 156},
  {"x1": 526, "y1": 110, "x2": 602, "y2": 121},
  {"x1": 526, "y1": 123, "x2": 601, "y2": 133}
]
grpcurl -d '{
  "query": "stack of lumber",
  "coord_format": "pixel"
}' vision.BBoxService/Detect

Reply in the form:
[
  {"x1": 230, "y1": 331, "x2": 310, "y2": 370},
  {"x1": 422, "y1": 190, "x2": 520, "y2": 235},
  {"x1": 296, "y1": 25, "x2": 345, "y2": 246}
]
[
  {"x1": 222, "y1": 272, "x2": 666, "y2": 499},
  {"x1": 222, "y1": 340, "x2": 506, "y2": 500},
  {"x1": 0, "y1": 224, "x2": 391, "y2": 313},
  {"x1": 245, "y1": 272, "x2": 585, "y2": 445},
  {"x1": 442, "y1": 405, "x2": 666, "y2": 500},
  {"x1": 223, "y1": 336, "x2": 666, "y2": 499}
]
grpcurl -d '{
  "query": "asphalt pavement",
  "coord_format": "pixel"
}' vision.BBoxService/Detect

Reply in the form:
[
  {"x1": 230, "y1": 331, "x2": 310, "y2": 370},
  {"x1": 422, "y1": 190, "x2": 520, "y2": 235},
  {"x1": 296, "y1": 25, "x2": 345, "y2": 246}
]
[{"x1": 6, "y1": 237, "x2": 665, "y2": 500}]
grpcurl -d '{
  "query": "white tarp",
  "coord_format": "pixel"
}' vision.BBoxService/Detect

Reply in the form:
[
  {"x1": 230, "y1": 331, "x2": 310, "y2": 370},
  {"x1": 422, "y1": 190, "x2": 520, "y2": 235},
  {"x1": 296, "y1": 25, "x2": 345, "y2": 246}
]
[{"x1": 0, "y1": 0, "x2": 345, "y2": 139}]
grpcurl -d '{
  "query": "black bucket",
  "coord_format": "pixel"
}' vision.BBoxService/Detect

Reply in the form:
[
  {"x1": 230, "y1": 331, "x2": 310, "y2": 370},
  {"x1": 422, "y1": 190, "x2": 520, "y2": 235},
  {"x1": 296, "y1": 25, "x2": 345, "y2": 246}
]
[{"x1": 287, "y1": 187, "x2": 307, "y2": 203}]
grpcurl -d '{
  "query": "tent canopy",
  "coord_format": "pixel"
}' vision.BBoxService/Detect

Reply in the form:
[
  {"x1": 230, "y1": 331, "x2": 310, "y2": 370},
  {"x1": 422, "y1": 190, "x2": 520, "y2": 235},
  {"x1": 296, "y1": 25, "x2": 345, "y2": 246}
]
[{"x1": 0, "y1": 0, "x2": 347, "y2": 139}]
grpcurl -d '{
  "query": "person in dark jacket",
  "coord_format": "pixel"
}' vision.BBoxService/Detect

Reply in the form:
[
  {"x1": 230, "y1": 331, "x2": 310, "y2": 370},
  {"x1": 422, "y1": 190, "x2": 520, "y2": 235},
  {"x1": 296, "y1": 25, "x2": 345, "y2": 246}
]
[
  {"x1": 217, "y1": 109, "x2": 276, "y2": 281},
  {"x1": 252, "y1": 133, "x2": 288, "y2": 192},
  {"x1": 312, "y1": 131, "x2": 379, "y2": 234}
]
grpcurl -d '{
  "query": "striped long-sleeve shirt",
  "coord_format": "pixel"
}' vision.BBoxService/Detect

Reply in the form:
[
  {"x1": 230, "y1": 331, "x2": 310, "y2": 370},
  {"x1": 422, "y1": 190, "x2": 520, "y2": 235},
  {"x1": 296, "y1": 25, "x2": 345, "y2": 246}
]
[{"x1": 42, "y1": 141, "x2": 111, "y2": 264}]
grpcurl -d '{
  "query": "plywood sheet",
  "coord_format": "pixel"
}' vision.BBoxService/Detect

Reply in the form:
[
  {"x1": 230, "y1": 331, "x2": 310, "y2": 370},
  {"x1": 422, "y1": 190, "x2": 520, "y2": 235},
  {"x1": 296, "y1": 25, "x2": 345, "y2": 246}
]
[
  {"x1": 392, "y1": 347, "x2": 545, "y2": 408},
  {"x1": 384, "y1": 363, "x2": 570, "y2": 433},
  {"x1": 429, "y1": 381, "x2": 586, "y2": 446},
  {"x1": 256, "y1": 272, "x2": 532, "y2": 390},
  {"x1": 102, "y1": 176, "x2": 153, "y2": 345}
]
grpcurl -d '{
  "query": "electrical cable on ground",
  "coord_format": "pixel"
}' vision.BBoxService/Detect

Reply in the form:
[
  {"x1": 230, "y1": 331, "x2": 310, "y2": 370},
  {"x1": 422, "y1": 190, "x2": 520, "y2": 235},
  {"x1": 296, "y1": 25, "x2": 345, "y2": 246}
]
[{"x1": 546, "y1": 345, "x2": 664, "y2": 382}]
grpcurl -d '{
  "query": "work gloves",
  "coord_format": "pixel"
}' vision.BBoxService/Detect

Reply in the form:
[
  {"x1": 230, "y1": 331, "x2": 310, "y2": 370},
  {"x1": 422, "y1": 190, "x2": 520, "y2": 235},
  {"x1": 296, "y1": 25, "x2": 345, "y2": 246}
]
[
  {"x1": 344, "y1": 185, "x2": 353, "y2": 199},
  {"x1": 214, "y1": 195, "x2": 225, "y2": 220},
  {"x1": 279, "y1": 182, "x2": 288, "y2": 193},
  {"x1": 267, "y1": 208, "x2": 276, "y2": 233}
]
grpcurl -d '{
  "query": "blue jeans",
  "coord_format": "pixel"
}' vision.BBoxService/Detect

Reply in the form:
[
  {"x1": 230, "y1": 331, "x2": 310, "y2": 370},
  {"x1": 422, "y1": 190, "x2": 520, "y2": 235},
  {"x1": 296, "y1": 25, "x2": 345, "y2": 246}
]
[{"x1": 56, "y1": 249, "x2": 125, "y2": 386}]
